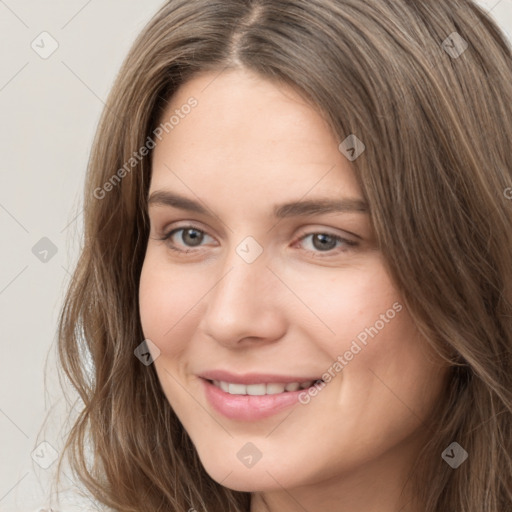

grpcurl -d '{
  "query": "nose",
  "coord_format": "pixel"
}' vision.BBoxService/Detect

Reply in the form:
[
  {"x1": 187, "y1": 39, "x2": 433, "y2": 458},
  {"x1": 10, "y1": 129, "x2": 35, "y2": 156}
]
[{"x1": 198, "y1": 246, "x2": 287, "y2": 348}]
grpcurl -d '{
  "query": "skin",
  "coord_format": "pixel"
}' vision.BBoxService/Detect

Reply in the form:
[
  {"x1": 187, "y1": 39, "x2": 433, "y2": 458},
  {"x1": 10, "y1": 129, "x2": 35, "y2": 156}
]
[{"x1": 138, "y1": 68, "x2": 451, "y2": 512}]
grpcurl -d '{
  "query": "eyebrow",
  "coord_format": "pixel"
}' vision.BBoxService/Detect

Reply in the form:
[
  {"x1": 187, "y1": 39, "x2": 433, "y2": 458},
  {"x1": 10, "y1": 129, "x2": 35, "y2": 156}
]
[{"x1": 147, "y1": 190, "x2": 369, "y2": 218}]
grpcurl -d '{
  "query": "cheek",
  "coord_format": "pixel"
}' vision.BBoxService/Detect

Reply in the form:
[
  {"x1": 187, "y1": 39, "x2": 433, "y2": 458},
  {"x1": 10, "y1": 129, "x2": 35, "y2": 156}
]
[
  {"x1": 299, "y1": 260, "x2": 402, "y2": 361},
  {"x1": 139, "y1": 261, "x2": 170, "y2": 343},
  {"x1": 138, "y1": 254, "x2": 204, "y2": 349},
  {"x1": 138, "y1": 258, "x2": 200, "y2": 417},
  {"x1": 329, "y1": 293, "x2": 446, "y2": 446},
  {"x1": 306, "y1": 262, "x2": 443, "y2": 424}
]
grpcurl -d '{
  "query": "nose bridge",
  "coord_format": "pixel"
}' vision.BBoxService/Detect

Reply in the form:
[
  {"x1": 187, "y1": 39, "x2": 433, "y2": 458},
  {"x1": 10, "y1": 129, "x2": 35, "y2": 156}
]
[
  {"x1": 211, "y1": 244, "x2": 268, "y2": 315},
  {"x1": 199, "y1": 241, "x2": 285, "y2": 344}
]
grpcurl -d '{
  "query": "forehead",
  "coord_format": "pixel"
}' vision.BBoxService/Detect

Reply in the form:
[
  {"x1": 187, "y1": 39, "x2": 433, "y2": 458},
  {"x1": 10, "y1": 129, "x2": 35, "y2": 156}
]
[{"x1": 150, "y1": 68, "x2": 361, "y2": 205}]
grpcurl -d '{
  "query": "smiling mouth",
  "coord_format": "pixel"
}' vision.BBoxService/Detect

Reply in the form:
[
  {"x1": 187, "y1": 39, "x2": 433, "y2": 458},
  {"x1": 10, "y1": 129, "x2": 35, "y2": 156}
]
[{"x1": 206, "y1": 379, "x2": 324, "y2": 396}]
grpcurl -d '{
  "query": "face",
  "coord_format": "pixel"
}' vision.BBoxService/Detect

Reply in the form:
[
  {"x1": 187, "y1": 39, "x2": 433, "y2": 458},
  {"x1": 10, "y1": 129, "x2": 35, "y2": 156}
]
[{"x1": 139, "y1": 68, "x2": 449, "y2": 497}]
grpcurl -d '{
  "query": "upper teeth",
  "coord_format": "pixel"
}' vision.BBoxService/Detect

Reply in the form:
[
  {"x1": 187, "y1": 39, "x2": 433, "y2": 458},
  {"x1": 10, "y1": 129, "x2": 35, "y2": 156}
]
[{"x1": 212, "y1": 380, "x2": 318, "y2": 395}]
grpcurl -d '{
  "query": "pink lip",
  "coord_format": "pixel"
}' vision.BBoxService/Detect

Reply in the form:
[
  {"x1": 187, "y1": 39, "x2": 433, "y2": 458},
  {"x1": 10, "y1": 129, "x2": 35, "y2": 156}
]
[
  {"x1": 198, "y1": 369, "x2": 321, "y2": 385},
  {"x1": 200, "y1": 378, "x2": 314, "y2": 421}
]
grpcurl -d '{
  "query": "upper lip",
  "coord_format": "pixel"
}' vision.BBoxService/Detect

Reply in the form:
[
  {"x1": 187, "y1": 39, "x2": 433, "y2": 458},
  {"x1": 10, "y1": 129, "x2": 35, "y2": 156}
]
[{"x1": 199, "y1": 370, "x2": 322, "y2": 385}]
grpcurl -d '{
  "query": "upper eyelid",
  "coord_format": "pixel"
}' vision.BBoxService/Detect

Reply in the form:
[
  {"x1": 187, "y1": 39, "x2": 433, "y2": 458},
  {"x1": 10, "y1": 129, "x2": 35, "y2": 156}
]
[
  {"x1": 160, "y1": 224, "x2": 352, "y2": 238},
  {"x1": 155, "y1": 217, "x2": 363, "y2": 240},
  {"x1": 149, "y1": 209, "x2": 367, "y2": 239},
  {"x1": 170, "y1": 226, "x2": 215, "y2": 241}
]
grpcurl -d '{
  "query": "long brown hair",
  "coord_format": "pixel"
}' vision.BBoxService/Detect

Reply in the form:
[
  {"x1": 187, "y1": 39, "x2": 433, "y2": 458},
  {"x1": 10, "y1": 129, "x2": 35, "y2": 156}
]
[{"x1": 54, "y1": 0, "x2": 512, "y2": 510}]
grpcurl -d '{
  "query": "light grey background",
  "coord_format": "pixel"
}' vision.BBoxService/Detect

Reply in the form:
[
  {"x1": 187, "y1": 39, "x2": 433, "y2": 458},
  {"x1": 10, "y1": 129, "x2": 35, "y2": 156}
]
[{"x1": 0, "y1": 1, "x2": 511, "y2": 510}]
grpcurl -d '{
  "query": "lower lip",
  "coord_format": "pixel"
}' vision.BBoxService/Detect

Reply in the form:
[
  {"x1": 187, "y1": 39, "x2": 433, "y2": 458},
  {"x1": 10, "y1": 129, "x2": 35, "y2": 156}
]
[{"x1": 200, "y1": 378, "x2": 310, "y2": 421}]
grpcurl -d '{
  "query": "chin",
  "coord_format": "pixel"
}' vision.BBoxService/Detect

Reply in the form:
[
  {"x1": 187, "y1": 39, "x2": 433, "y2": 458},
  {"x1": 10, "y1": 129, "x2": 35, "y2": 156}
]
[
  {"x1": 200, "y1": 457, "x2": 301, "y2": 493},
  {"x1": 203, "y1": 464, "x2": 263, "y2": 491}
]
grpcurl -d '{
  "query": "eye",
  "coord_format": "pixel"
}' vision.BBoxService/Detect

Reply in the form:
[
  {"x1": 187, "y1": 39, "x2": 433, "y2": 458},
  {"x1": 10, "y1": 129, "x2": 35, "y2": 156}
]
[
  {"x1": 295, "y1": 232, "x2": 358, "y2": 256},
  {"x1": 159, "y1": 226, "x2": 214, "y2": 253},
  {"x1": 157, "y1": 226, "x2": 358, "y2": 257}
]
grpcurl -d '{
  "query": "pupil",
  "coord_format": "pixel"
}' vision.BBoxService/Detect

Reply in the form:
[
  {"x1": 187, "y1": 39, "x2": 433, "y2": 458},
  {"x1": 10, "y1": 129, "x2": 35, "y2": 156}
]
[
  {"x1": 313, "y1": 234, "x2": 336, "y2": 251},
  {"x1": 183, "y1": 229, "x2": 203, "y2": 246}
]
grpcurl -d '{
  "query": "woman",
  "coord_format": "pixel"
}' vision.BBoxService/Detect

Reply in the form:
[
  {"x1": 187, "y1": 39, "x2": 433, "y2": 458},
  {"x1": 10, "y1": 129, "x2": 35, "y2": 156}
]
[{"x1": 55, "y1": 0, "x2": 512, "y2": 511}]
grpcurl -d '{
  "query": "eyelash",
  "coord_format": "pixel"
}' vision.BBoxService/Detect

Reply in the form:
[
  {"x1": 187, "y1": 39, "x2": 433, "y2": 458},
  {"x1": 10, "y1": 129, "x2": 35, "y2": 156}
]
[{"x1": 157, "y1": 225, "x2": 358, "y2": 258}]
